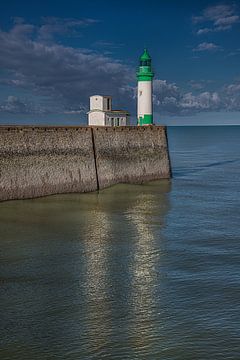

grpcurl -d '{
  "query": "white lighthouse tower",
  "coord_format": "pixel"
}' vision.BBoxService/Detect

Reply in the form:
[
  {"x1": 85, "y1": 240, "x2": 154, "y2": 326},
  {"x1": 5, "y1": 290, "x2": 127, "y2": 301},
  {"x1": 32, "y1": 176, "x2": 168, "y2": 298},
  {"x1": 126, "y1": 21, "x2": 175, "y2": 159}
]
[{"x1": 137, "y1": 49, "x2": 154, "y2": 126}]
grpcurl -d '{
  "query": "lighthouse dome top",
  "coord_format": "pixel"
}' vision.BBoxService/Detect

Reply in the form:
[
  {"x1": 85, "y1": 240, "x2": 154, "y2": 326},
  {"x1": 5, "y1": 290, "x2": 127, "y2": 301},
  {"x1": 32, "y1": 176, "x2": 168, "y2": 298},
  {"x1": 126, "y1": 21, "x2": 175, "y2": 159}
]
[
  {"x1": 137, "y1": 48, "x2": 154, "y2": 81},
  {"x1": 140, "y1": 49, "x2": 151, "y2": 61}
]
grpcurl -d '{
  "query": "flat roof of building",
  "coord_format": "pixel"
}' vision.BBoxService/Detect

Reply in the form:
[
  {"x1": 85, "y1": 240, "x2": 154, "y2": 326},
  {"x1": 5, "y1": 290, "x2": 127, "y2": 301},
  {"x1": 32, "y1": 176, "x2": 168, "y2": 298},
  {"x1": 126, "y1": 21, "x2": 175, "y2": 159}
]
[
  {"x1": 88, "y1": 109, "x2": 130, "y2": 114},
  {"x1": 90, "y1": 95, "x2": 112, "y2": 98},
  {"x1": 108, "y1": 110, "x2": 130, "y2": 114}
]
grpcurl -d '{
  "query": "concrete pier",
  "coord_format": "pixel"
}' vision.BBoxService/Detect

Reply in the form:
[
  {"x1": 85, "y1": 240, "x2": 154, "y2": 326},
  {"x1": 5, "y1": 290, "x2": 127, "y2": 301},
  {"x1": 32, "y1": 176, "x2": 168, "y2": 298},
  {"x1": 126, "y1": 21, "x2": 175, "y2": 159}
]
[{"x1": 0, "y1": 125, "x2": 171, "y2": 201}]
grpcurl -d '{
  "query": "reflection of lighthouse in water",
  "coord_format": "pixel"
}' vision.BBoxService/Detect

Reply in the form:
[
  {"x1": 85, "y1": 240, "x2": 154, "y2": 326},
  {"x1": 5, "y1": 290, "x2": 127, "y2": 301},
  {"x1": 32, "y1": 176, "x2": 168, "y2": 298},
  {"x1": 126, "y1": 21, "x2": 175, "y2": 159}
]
[
  {"x1": 125, "y1": 182, "x2": 171, "y2": 350},
  {"x1": 137, "y1": 49, "x2": 154, "y2": 126}
]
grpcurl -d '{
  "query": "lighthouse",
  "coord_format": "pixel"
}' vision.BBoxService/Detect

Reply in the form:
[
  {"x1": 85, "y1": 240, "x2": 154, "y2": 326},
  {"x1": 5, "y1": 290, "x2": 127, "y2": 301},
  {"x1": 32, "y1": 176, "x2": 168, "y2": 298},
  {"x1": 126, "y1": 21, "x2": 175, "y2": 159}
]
[{"x1": 137, "y1": 49, "x2": 154, "y2": 126}]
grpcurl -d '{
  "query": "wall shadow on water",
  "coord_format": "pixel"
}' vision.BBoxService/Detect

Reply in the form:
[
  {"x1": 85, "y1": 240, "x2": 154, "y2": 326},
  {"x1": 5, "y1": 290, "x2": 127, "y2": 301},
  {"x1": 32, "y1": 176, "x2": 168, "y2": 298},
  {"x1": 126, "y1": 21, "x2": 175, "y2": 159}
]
[{"x1": 0, "y1": 180, "x2": 171, "y2": 360}]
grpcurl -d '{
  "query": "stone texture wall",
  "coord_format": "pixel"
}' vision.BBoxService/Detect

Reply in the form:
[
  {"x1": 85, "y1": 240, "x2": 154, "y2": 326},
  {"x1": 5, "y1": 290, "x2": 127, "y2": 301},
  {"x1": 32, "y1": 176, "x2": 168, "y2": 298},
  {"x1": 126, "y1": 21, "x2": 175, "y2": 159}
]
[
  {"x1": 93, "y1": 126, "x2": 171, "y2": 189},
  {"x1": 0, "y1": 126, "x2": 97, "y2": 201},
  {"x1": 0, "y1": 125, "x2": 171, "y2": 201}
]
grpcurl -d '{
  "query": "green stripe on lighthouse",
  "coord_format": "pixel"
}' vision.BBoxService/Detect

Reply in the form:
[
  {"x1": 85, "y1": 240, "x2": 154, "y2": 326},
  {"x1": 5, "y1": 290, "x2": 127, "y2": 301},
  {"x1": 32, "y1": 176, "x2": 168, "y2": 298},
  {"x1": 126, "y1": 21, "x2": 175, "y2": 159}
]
[{"x1": 139, "y1": 115, "x2": 153, "y2": 126}]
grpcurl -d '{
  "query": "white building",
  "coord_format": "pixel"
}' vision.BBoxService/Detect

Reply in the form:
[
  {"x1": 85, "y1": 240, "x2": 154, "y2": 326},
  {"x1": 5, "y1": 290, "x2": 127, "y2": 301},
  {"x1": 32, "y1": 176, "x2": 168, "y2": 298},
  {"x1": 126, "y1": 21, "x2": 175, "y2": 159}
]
[{"x1": 88, "y1": 95, "x2": 129, "y2": 126}]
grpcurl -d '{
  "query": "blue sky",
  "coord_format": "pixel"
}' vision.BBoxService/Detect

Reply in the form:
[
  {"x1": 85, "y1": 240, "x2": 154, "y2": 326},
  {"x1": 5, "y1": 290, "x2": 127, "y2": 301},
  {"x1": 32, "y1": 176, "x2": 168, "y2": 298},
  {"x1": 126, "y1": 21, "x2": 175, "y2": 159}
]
[{"x1": 0, "y1": 0, "x2": 240, "y2": 125}]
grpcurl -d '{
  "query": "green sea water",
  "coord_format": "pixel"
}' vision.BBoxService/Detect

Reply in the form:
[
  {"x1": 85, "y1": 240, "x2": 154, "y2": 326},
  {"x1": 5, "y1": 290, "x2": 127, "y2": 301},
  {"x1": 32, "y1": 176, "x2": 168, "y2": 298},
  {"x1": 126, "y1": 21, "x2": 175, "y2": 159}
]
[{"x1": 0, "y1": 126, "x2": 239, "y2": 359}]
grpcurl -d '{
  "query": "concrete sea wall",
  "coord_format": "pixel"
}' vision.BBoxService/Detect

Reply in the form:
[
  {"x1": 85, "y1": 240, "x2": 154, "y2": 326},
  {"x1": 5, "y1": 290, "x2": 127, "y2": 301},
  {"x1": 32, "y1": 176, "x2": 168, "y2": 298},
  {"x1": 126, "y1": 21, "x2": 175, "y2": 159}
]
[
  {"x1": 0, "y1": 126, "x2": 97, "y2": 201},
  {"x1": 93, "y1": 126, "x2": 171, "y2": 189},
  {"x1": 0, "y1": 125, "x2": 171, "y2": 201}
]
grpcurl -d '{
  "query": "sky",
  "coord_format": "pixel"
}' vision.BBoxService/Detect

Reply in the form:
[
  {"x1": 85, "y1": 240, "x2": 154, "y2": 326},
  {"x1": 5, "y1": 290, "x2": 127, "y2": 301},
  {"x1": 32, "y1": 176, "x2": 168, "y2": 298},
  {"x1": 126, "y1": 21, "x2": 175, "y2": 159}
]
[{"x1": 0, "y1": 0, "x2": 240, "y2": 125}]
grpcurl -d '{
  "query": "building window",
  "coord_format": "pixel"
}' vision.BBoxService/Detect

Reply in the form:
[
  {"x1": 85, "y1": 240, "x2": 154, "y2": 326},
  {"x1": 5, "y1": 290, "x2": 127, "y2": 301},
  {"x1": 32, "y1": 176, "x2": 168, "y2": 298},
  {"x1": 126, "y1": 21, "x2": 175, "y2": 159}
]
[
  {"x1": 113, "y1": 118, "x2": 119, "y2": 126},
  {"x1": 107, "y1": 98, "x2": 110, "y2": 110},
  {"x1": 140, "y1": 60, "x2": 151, "y2": 66}
]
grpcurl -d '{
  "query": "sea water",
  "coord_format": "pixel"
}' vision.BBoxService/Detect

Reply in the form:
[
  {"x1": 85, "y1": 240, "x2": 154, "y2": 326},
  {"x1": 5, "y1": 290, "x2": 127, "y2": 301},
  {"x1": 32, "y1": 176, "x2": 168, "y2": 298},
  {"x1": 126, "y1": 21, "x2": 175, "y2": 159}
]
[{"x1": 0, "y1": 126, "x2": 239, "y2": 359}]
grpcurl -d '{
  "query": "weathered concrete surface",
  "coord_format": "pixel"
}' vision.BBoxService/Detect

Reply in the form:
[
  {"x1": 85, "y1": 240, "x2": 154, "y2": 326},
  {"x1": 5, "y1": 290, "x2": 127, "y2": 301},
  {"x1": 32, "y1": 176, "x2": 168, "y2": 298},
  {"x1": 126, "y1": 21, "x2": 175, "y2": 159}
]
[
  {"x1": 93, "y1": 126, "x2": 171, "y2": 189},
  {"x1": 0, "y1": 125, "x2": 171, "y2": 201},
  {"x1": 0, "y1": 126, "x2": 97, "y2": 201}
]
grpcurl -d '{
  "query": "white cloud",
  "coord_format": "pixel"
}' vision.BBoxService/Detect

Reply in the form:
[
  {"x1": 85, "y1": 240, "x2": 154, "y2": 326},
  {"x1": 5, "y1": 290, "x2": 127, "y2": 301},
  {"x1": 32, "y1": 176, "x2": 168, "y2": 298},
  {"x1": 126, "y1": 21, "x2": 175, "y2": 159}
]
[
  {"x1": 214, "y1": 15, "x2": 239, "y2": 26},
  {"x1": 196, "y1": 25, "x2": 232, "y2": 34},
  {"x1": 197, "y1": 28, "x2": 212, "y2": 35},
  {"x1": 152, "y1": 79, "x2": 240, "y2": 115},
  {"x1": 226, "y1": 83, "x2": 240, "y2": 94},
  {"x1": 204, "y1": 5, "x2": 235, "y2": 20},
  {"x1": 179, "y1": 92, "x2": 221, "y2": 110},
  {"x1": 0, "y1": 20, "x2": 133, "y2": 114},
  {"x1": 193, "y1": 42, "x2": 222, "y2": 52},
  {"x1": 0, "y1": 95, "x2": 46, "y2": 114},
  {"x1": 93, "y1": 40, "x2": 124, "y2": 49},
  {"x1": 37, "y1": 17, "x2": 99, "y2": 42},
  {"x1": 193, "y1": 4, "x2": 239, "y2": 34}
]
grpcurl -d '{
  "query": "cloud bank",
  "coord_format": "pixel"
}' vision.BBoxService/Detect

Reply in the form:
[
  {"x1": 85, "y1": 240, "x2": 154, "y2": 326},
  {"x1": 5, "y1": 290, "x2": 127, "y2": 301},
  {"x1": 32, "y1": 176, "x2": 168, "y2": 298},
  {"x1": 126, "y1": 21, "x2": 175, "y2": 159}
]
[
  {"x1": 0, "y1": 18, "x2": 240, "y2": 119},
  {"x1": 153, "y1": 80, "x2": 240, "y2": 115},
  {"x1": 0, "y1": 19, "x2": 132, "y2": 115}
]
